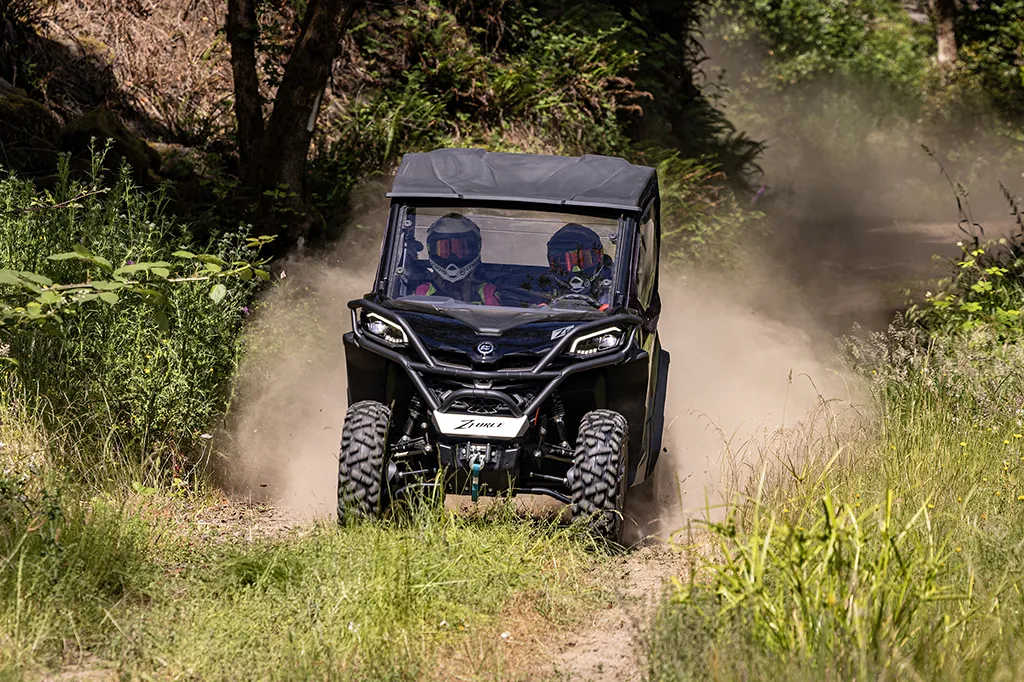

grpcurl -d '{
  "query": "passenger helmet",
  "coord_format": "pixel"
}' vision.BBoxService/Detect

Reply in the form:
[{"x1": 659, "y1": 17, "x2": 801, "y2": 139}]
[
  {"x1": 426, "y1": 213, "x2": 482, "y2": 283},
  {"x1": 547, "y1": 223, "x2": 605, "y2": 292}
]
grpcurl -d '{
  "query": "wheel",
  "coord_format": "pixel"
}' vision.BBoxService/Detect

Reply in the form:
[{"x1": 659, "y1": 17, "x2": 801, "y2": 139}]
[
  {"x1": 567, "y1": 410, "x2": 628, "y2": 544},
  {"x1": 337, "y1": 400, "x2": 391, "y2": 522}
]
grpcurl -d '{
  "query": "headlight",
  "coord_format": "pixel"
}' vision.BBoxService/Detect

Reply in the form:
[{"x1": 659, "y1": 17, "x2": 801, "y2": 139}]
[
  {"x1": 568, "y1": 326, "x2": 624, "y2": 357},
  {"x1": 361, "y1": 312, "x2": 408, "y2": 347}
]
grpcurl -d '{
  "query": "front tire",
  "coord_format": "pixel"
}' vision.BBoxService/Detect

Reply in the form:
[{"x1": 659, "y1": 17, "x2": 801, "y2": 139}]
[
  {"x1": 337, "y1": 400, "x2": 391, "y2": 523},
  {"x1": 567, "y1": 410, "x2": 628, "y2": 544}
]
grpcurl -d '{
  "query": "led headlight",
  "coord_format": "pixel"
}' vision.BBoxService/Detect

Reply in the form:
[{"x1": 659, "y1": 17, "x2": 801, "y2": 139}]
[
  {"x1": 567, "y1": 326, "x2": 624, "y2": 357},
  {"x1": 361, "y1": 312, "x2": 408, "y2": 347}
]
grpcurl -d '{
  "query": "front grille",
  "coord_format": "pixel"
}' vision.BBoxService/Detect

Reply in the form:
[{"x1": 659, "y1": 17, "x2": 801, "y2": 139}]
[
  {"x1": 429, "y1": 380, "x2": 538, "y2": 417},
  {"x1": 494, "y1": 354, "x2": 540, "y2": 370},
  {"x1": 432, "y1": 350, "x2": 472, "y2": 368},
  {"x1": 450, "y1": 396, "x2": 515, "y2": 416}
]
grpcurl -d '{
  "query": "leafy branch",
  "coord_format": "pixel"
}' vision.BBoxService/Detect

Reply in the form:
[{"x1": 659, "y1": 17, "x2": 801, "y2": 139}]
[{"x1": 0, "y1": 235, "x2": 275, "y2": 333}]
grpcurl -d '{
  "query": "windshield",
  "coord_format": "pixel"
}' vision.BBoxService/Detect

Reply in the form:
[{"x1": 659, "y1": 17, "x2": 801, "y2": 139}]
[{"x1": 388, "y1": 205, "x2": 622, "y2": 310}]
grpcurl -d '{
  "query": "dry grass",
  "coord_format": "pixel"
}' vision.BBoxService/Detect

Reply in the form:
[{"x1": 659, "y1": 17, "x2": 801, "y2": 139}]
[{"x1": 46, "y1": 0, "x2": 235, "y2": 141}]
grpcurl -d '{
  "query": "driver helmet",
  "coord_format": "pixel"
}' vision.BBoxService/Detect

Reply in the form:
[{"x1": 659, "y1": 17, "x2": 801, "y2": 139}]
[
  {"x1": 426, "y1": 213, "x2": 482, "y2": 283},
  {"x1": 546, "y1": 223, "x2": 605, "y2": 293}
]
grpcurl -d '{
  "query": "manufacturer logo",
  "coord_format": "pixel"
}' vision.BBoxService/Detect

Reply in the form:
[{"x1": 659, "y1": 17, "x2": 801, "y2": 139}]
[
  {"x1": 455, "y1": 418, "x2": 503, "y2": 430},
  {"x1": 476, "y1": 341, "x2": 495, "y2": 356},
  {"x1": 551, "y1": 325, "x2": 574, "y2": 340},
  {"x1": 432, "y1": 411, "x2": 528, "y2": 439}
]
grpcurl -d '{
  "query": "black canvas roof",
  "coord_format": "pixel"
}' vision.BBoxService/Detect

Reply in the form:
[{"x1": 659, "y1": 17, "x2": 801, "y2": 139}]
[{"x1": 388, "y1": 148, "x2": 657, "y2": 211}]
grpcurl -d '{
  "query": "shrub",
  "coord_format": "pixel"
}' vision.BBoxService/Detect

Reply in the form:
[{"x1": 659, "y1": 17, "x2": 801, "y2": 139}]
[
  {"x1": 654, "y1": 151, "x2": 763, "y2": 263},
  {"x1": 0, "y1": 154, "x2": 263, "y2": 485},
  {"x1": 650, "y1": 318, "x2": 1024, "y2": 680},
  {"x1": 310, "y1": 0, "x2": 644, "y2": 215},
  {"x1": 908, "y1": 181, "x2": 1024, "y2": 338}
]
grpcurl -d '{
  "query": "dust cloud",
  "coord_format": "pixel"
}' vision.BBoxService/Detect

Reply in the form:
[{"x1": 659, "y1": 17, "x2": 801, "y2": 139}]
[
  {"x1": 719, "y1": 46, "x2": 1024, "y2": 332},
  {"x1": 220, "y1": 200, "x2": 386, "y2": 520},
  {"x1": 622, "y1": 263, "x2": 856, "y2": 543}
]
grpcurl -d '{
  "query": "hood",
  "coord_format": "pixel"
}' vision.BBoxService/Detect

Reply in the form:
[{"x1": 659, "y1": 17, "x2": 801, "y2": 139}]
[{"x1": 394, "y1": 309, "x2": 588, "y2": 366}]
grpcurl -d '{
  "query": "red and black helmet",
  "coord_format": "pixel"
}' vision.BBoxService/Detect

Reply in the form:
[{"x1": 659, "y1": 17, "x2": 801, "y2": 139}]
[
  {"x1": 426, "y1": 213, "x2": 482, "y2": 283},
  {"x1": 546, "y1": 223, "x2": 605, "y2": 292}
]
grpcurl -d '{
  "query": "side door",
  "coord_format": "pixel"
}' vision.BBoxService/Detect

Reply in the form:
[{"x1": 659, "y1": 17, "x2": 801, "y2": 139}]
[{"x1": 633, "y1": 200, "x2": 669, "y2": 483}]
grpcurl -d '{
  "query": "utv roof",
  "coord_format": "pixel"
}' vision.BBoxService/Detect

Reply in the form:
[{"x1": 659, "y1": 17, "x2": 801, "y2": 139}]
[{"x1": 387, "y1": 148, "x2": 657, "y2": 212}]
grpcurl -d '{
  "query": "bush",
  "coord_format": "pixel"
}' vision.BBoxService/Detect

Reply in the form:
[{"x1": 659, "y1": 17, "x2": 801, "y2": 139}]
[
  {"x1": 654, "y1": 152, "x2": 763, "y2": 263},
  {"x1": 650, "y1": 319, "x2": 1024, "y2": 680},
  {"x1": 0, "y1": 154, "x2": 262, "y2": 486},
  {"x1": 908, "y1": 182, "x2": 1024, "y2": 337},
  {"x1": 706, "y1": 0, "x2": 932, "y2": 97},
  {"x1": 310, "y1": 0, "x2": 645, "y2": 215},
  {"x1": 954, "y1": 1, "x2": 1024, "y2": 122}
]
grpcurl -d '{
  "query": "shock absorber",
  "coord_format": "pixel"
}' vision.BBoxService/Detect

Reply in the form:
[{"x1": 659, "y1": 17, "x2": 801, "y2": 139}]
[
  {"x1": 401, "y1": 396, "x2": 423, "y2": 442},
  {"x1": 551, "y1": 393, "x2": 569, "y2": 448}
]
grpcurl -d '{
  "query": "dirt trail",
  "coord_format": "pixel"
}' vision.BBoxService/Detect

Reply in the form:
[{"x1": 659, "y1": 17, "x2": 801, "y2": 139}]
[
  {"x1": 216, "y1": 205, "x2": 993, "y2": 680},
  {"x1": 551, "y1": 542, "x2": 696, "y2": 681}
]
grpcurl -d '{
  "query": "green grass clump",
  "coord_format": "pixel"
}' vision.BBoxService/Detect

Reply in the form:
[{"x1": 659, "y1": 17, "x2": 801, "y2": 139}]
[
  {"x1": 0, "y1": 472, "x2": 153, "y2": 676},
  {"x1": 0, "y1": 154, "x2": 259, "y2": 487},
  {"x1": 650, "y1": 326, "x2": 1024, "y2": 680},
  {"x1": 2, "y1": 495, "x2": 602, "y2": 680}
]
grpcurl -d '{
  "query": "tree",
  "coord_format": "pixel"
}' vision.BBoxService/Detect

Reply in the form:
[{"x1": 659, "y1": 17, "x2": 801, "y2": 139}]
[
  {"x1": 225, "y1": 0, "x2": 364, "y2": 247},
  {"x1": 933, "y1": 0, "x2": 958, "y2": 66}
]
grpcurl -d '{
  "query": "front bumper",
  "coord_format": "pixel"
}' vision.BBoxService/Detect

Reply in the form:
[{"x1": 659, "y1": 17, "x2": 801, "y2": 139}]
[{"x1": 431, "y1": 411, "x2": 529, "y2": 439}]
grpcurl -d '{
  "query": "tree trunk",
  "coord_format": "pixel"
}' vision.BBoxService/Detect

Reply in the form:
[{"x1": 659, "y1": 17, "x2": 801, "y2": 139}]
[
  {"x1": 248, "y1": 0, "x2": 361, "y2": 246},
  {"x1": 934, "y1": 0, "x2": 958, "y2": 66},
  {"x1": 225, "y1": 0, "x2": 264, "y2": 180},
  {"x1": 226, "y1": 0, "x2": 364, "y2": 247},
  {"x1": 256, "y1": 0, "x2": 360, "y2": 192}
]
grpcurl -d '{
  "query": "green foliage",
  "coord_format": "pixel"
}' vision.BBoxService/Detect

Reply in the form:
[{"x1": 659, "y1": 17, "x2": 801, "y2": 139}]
[
  {"x1": 0, "y1": 238, "x2": 272, "y2": 330},
  {"x1": 650, "y1": 325, "x2": 1024, "y2": 680},
  {"x1": 655, "y1": 152, "x2": 764, "y2": 262},
  {"x1": 908, "y1": 182, "x2": 1024, "y2": 337},
  {"x1": 954, "y1": 1, "x2": 1024, "y2": 121},
  {"x1": 0, "y1": 155, "x2": 264, "y2": 485},
  {"x1": 707, "y1": 0, "x2": 932, "y2": 96},
  {"x1": 311, "y1": 0, "x2": 644, "y2": 212}
]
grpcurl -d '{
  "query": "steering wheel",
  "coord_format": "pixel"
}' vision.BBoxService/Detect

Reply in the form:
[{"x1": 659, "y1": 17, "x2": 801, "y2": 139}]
[{"x1": 548, "y1": 292, "x2": 603, "y2": 309}]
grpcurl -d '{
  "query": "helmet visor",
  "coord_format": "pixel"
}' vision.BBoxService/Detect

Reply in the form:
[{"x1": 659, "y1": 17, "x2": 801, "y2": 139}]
[
  {"x1": 551, "y1": 247, "x2": 603, "y2": 273},
  {"x1": 431, "y1": 235, "x2": 479, "y2": 266}
]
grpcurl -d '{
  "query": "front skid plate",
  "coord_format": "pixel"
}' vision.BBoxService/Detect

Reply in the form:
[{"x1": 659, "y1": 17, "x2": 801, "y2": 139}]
[{"x1": 432, "y1": 411, "x2": 528, "y2": 439}]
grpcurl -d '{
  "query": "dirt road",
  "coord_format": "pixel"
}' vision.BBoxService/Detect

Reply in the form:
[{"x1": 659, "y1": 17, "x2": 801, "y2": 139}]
[
  {"x1": 219, "y1": 216, "x2": 1001, "y2": 680},
  {"x1": 789, "y1": 219, "x2": 980, "y2": 334}
]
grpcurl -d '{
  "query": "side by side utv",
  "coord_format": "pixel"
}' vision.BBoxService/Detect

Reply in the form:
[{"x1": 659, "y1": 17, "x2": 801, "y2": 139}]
[{"x1": 339, "y1": 148, "x2": 670, "y2": 542}]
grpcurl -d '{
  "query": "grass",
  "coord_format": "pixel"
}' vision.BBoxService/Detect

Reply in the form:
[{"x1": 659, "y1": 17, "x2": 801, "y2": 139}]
[
  {"x1": 0, "y1": 154, "x2": 259, "y2": 490},
  {"x1": 0, "y1": 155, "x2": 616, "y2": 681},
  {"x1": 0, "y1": 478, "x2": 606, "y2": 681},
  {"x1": 650, "y1": 326, "x2": 1024, "y2": 680}
]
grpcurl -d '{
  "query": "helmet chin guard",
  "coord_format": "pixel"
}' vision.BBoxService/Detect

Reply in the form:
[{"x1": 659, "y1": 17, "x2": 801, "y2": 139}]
[{"x1": 430, "y1": 254, "x2": 481, "y2": 283}]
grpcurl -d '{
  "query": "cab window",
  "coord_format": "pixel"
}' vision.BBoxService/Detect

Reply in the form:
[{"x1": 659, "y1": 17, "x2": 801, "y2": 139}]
[{"x1": 636, "y1": 212, "x2": 657, "y2": 307}]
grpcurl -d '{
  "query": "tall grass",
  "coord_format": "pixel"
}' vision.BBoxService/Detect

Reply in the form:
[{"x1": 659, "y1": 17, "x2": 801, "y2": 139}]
[
  {"x1": 0, "y1": 154, "x2": 259, "y2": 487},
  {"x1": 0, "y1": 492, "x2": 602, "y2": 680},
  {"x1": 0, "y1": 471, "x2": 153, "y2": 676},
  {"x1": 650, "y1": 324, "x2": 1024, "y2": 680}
]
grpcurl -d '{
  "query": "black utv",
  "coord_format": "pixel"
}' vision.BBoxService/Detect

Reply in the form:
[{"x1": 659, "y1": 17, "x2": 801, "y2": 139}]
[{"x1": 339, "y1": 148, "x2": 670, "y2": 543}]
